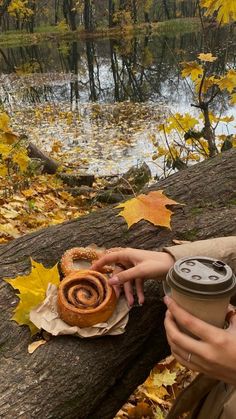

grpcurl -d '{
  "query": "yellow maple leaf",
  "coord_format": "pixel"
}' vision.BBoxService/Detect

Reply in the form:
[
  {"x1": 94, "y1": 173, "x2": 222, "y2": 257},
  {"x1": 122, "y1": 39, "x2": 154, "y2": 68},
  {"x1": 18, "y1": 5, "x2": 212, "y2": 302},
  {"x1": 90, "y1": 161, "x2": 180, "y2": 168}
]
[
  {"x1": 127, "y1": 402, "x2": 153, "y2": 419},
  {"x1": 116, "y1": 190, "x2": 180, "y2": 229},
  {"x1": 0, "y1": 223, "x2": 20, "y2": 238},
  {"x1": 13, "y1": 150, "x2": 30, "y2": 172},
  {"x1": 230, "y1": 93, "x2": 236, "y2": 104},
  {"x1": 159, "y1": 113, "x2": 199, "y2": 135},
  {"x1": 0, "y1": 143, "x2": 11, "y2": 158},
  {"x1": 0, "y1": 131, "x2": 19, "y2": 144},
  {"x1": 0, "y1": 164, "x2": 8, "y2": 177},
  {"x1": 200, "y1": 0, "x2": 236, "y2": 24},
  {"x1": 198, "y1": 52, "x2": 217, "y2": 62},
  {"x1": 5, "y1": 259, "x2": 60, "y2": 334},
  {"x1": 217, "y1": 69, "x2": 236, "y2": 93},
  {"x1": 0, "y1": 112, "x2": 10, "y2": 132},
  {"x1": 181, "y1": 61, "x2": 203, "y2": 81},
  {"x1": 153, "y1": 368, "x2": 177, "y2": 387},
  {"x1": 201, "y1": 75, "x2": 219, "y2": 93}
]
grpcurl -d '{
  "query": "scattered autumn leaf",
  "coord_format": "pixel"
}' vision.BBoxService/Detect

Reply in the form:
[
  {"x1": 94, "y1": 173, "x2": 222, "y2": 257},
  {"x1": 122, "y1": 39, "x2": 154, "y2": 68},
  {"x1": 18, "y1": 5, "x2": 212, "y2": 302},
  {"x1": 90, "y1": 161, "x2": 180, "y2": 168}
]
[
  {"x1": 5, "y1": 259, "x2": 60, "y2": 334},
  {"x1": 127, "y1": 401, "x2": 154, "y2": 418},
  {"x1": 0, "y1": 112, "x2": 11, "y2": 132},
  {"x1": 28, "y1": 339, "x2": 47, "y2": 354},
  {"x1": 153, "y1": 368, "x2": 177, "y2": 387},
  {"x1": 116, "y1": 191, "x2": 181, "y2": 229}
]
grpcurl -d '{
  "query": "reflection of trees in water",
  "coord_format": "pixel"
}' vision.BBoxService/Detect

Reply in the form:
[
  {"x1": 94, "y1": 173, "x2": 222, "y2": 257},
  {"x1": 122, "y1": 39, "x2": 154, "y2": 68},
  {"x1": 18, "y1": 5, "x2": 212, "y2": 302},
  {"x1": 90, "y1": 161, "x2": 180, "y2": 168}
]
[{"x1": 0, "y1": 27, "x2": 235, "y2": 108}]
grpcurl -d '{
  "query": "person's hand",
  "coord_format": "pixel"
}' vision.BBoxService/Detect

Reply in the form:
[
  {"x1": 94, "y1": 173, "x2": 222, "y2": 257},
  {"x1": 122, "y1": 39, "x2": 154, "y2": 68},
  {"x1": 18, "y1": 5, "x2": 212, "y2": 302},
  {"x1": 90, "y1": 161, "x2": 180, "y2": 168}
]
[
  {"x1": 164, "y1": 296, "x2": 236, "y2": 385},
  {"x1": 91, "y1": 248, "x2": 174, "y2": 306}
]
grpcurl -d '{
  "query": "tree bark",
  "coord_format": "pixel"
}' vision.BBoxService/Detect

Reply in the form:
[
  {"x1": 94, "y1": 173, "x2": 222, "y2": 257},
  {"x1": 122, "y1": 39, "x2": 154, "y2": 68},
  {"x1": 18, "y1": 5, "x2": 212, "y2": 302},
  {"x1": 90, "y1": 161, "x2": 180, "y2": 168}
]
[{"x1": 0, "y1": 149, "x2": 235, "y2": 418}]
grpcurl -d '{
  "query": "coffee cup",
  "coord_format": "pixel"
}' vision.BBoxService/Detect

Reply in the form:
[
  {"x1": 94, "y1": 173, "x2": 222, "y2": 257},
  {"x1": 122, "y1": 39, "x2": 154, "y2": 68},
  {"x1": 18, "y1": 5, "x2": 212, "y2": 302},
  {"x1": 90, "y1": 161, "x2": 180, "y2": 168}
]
[{"x1": 164, "y1": 256, "x2": 236, "y2": 329}]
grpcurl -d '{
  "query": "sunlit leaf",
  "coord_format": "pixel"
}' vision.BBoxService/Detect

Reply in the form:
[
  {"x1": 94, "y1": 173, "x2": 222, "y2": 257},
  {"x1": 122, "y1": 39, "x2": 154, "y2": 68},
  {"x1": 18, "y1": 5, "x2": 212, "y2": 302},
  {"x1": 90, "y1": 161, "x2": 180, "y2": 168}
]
[
  {"x1": 0, "y1": 112, "x2": 10, "y2": 132},
  {"x1": 153, "y1": 368, "x2": 177, "y2": 387},
  {"x1": 200, "y1": 0, "x2": 236, "y2": 24},
  {"x1": 159, "y1": 113, "x2": 199, "y2": 134},
  {"x1": 181, "y1": 61, "x2": 203, "y2": 81},
  {"x1": 13, "y1": 150, "x2": 30, "y2": 172},
  {"x1": 230, "y1": 93, "x2": 236, "y2": 104},
  {"x1": 4, "y1": 259, "x2": 60, "y2": 334},
  {"x1": 0, "y1": 223, "x2": 20, "y2": 238},
  {"x1": 116, "y1": 190, "x2": 181, "y2": 229},
  {"x1": 0, "y1": 164, "x2": 8, "y2": 177},
  {"x1": 198, "y1": 52, "x2": 217, "y2": 62},
  {"x1": 0, "y1": 132, "x2": 18, "y2": 144},
  {"x1": 0, "y1": 143, "x2": 11, "y2": 158},
  {"x1": 216, "y1": 69, "x2": 236, "y2": 93}
]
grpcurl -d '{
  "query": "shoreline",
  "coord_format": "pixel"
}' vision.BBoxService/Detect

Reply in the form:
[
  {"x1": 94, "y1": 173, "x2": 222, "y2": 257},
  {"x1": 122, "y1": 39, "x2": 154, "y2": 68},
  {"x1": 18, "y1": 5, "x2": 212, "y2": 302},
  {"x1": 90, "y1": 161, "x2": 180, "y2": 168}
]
[{"x1": 0, "y1": 17, "x2": 200, "y2": 47}]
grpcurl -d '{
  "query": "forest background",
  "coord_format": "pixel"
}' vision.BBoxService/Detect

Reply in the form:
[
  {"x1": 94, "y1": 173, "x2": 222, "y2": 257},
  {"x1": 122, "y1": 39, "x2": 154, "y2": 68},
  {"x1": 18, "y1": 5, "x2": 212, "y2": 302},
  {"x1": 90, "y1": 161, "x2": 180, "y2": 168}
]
[{"x1": 0, "y1": 1, "x2": 236, "y2": 418}]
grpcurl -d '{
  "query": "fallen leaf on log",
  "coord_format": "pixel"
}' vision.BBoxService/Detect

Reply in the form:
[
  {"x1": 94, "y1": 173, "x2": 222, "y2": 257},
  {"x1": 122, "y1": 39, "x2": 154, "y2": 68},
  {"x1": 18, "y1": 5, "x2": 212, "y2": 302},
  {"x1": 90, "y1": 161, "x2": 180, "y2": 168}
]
[
  {"x1": 116, "y1": 190, "x2": 181, "y2": 229},
  {"x1": 4, "y1": 259, "x2": 60, "y2": 334},
  {"x1": 28, "y1": 339, "x2": 47, "y2": 354}
]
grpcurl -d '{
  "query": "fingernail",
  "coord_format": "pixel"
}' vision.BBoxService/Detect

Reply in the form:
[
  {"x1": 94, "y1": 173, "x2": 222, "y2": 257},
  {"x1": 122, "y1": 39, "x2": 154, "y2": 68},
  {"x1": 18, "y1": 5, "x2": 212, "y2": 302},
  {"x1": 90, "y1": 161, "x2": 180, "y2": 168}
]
[
  {"x1": 108, "y1": 275, "x2": 120, "y2": 285},
  {"x1": 164, "y1": 295, "x2": 170, "y2": 305}
]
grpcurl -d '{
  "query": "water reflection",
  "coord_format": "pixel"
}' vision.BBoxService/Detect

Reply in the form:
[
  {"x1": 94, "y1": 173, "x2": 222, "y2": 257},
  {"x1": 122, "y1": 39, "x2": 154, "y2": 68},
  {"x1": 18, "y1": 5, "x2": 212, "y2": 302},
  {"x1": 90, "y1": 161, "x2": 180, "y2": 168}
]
[{"x1": 0, "y1": 27, "x2": 235, "y2": 175}]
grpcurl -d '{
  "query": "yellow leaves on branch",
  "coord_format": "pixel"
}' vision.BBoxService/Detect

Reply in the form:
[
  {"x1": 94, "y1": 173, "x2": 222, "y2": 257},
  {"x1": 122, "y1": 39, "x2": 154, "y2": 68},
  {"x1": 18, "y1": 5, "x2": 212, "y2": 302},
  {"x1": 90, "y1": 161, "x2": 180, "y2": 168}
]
[
  {"x1": 198, "y1": 53, "x2": 217, "y2": 62},
  {"x1": 0, "y1": 112, "x2": 30, "y2": 176},
  {"x1": 200, "y1": 0, "x2": 236, "y2": 24},
  {"x1": 217, "y1": 69, "x2": 236, "y2": 93},
  {"x1": 116, "y1": 190, "x2": 180, "y2": 229},
  {"x1": 181, "y1": 61, "x2": 203, "y2": 81},
  {"x1": 5, "y1": 260, "x2": 60, "y2": 334},
  {"x1": 158, "y1": 113, "x2": 199, "y2": 135},
  {"x1": 181, "y1": 59, "x2": 236, "y2": 99}
]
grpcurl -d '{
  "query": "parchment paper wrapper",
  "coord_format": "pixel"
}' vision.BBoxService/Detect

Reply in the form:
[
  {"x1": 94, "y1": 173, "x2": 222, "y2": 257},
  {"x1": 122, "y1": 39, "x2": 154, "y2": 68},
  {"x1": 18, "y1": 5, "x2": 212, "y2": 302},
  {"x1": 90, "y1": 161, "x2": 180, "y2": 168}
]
[{"x1": 30, "y1": 283, "x2": 130, "y2": 337}]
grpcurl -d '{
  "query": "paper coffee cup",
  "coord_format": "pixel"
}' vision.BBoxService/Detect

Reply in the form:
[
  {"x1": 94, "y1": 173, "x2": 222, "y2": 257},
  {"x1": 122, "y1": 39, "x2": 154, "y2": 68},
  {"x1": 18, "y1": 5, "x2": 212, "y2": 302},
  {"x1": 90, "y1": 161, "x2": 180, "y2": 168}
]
[{"x1": 164, "y1": 257, "x2": 236, "y2": 329}]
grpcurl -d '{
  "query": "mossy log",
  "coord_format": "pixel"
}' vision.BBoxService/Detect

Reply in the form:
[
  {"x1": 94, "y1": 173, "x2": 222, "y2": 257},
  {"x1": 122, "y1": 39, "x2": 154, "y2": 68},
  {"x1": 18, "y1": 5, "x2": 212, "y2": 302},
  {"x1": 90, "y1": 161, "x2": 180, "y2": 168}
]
[{"x1": 0, "y1": 149, "x2": 235, "y2": 419}]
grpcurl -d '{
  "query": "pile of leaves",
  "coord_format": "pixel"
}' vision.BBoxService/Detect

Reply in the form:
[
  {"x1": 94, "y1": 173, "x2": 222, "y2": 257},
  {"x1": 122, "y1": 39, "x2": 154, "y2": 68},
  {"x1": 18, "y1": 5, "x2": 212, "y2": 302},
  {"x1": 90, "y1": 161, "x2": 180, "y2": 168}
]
[{"x1": 115, "y1": 355, "x2": 196, "y2": 419}]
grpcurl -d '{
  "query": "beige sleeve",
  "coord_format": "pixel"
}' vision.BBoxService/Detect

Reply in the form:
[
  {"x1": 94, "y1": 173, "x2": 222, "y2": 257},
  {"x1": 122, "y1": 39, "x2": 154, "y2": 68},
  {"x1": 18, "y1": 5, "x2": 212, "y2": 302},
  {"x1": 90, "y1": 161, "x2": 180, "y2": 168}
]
[{"x1": 163, "y1": 236, "x2": 236, "y2": 274}]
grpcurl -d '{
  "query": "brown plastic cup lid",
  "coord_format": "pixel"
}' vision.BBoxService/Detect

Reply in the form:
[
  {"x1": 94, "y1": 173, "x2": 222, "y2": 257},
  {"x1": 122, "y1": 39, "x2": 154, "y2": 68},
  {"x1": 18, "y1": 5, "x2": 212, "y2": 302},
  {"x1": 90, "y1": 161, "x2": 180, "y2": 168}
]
[{"x1": 166, "y1": 256, "x2": 236, "y2": 298}]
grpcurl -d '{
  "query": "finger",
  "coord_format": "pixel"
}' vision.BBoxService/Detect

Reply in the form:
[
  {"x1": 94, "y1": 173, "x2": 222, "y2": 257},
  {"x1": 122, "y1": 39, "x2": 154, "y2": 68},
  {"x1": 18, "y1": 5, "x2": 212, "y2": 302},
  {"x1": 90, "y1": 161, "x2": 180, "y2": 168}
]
[
  {"x1": 108, "y1": 266, "x2": 143, "y2": 285},
  {"x1": 164, "y1": 296, "x2": 221, "y2": 342},
  {"x1": 171, "y1": 350, "x2": 204, "y2": 373},
  {"x1": 164, "y1": 309, "x2": 204, "y2": 356},
  {"x1": 135, "y1": 278, "x2": 145, "y2": 305},
  {"x1": 227, "y1": 310, "x2": 236, "y2": 329},
  {"x1": 113, "y1": 284, "x2": 121, "y2": 299},
  {"x1": 91, "y1": 250, "x2": 131, "y2": 271},
  {"x1": 124, "y1": 281, "x2": 134, "y2": 307}
]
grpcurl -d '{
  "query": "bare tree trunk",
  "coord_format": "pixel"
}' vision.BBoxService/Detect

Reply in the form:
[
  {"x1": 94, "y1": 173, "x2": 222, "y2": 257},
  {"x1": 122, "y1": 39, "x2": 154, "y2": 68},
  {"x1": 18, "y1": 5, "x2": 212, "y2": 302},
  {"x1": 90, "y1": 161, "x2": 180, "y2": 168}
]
[
  {"x1": 63, "y1": 0, "x2": 77, "y2": 30},
  {"x1": 108, "y1": 0, "x2": 115, "y2": 27},
  {"x1": 84, "y1": 0, "x2": 94, "y2": 31},
  {"x1": 0, "y1": 0, "x2": 11, "y2": 27},
  {"x1": 162, "y1": 0, "x2": 170, "y2": 19},
  {"x1": 55, "y1": 0, "x2": 60, "y2": 24}
]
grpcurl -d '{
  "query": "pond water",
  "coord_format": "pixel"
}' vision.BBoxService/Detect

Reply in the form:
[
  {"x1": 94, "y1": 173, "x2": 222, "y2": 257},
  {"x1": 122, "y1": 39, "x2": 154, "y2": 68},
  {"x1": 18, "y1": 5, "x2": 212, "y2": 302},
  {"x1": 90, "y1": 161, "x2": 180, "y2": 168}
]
[{"x1": 0, "y1": 25, "x2": 235, "y2": 177}]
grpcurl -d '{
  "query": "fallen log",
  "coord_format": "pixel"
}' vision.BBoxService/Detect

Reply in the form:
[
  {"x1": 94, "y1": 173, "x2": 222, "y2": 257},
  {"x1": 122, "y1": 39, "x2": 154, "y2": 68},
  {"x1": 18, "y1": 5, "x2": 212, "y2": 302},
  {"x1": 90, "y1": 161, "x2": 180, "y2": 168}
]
[
  {"x1": 27, "y1": 142, "x2": 59, "y2": 174},
  {"x1": 0, "y1": 149, "x2": 235, "y2": 419}
]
